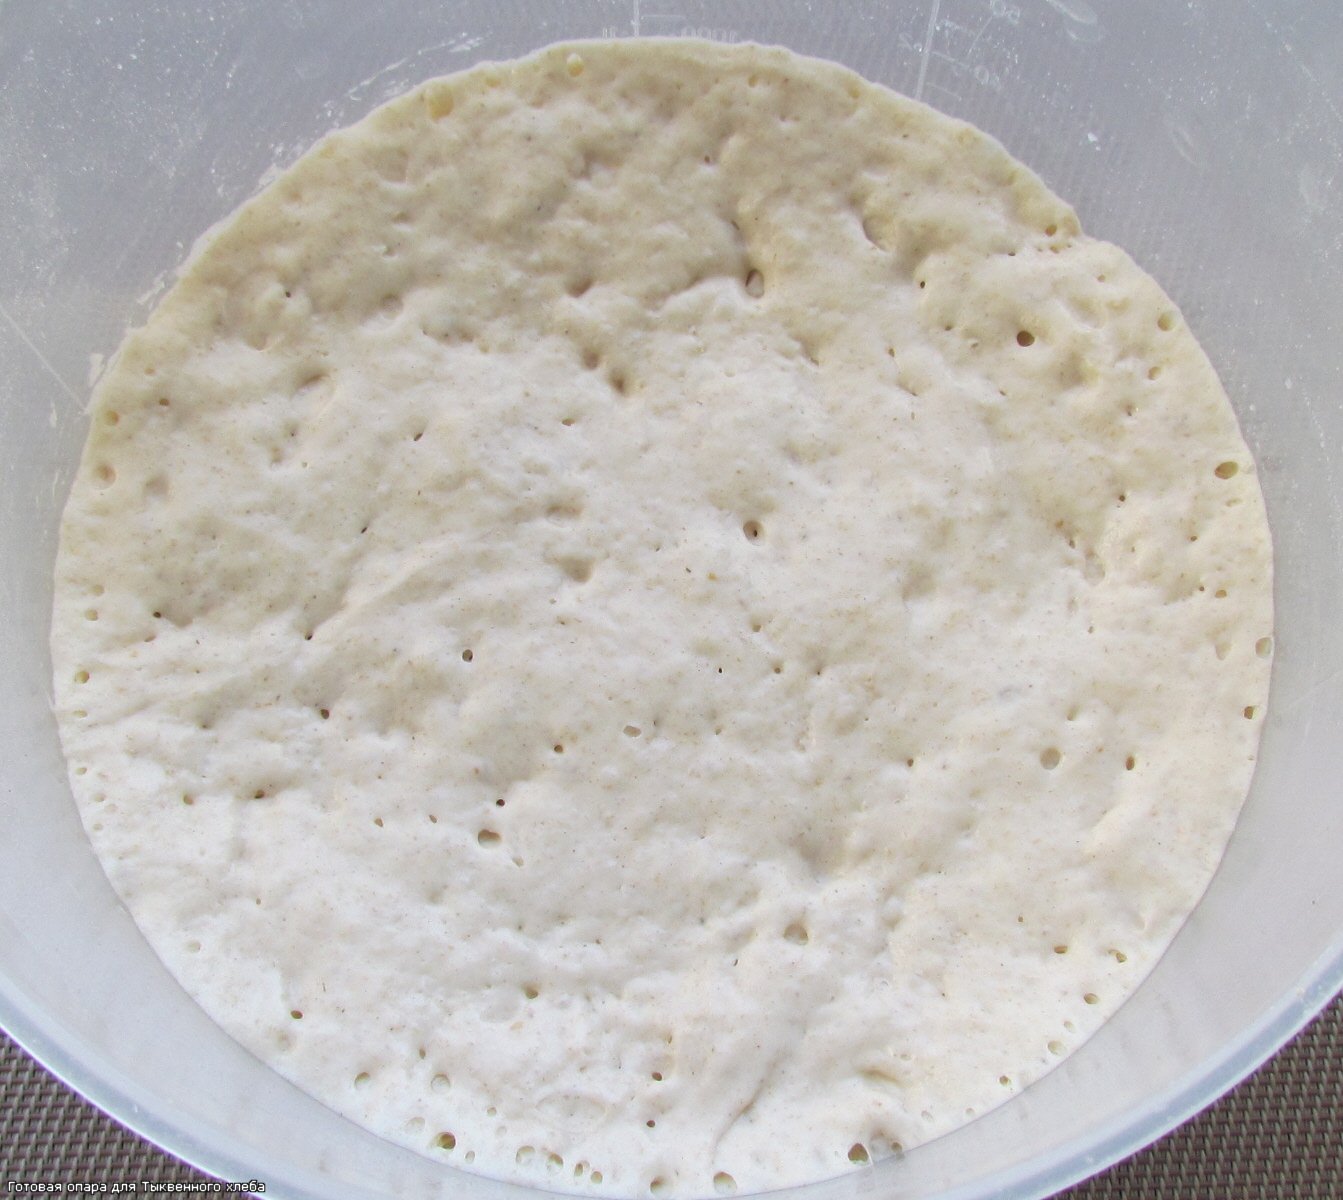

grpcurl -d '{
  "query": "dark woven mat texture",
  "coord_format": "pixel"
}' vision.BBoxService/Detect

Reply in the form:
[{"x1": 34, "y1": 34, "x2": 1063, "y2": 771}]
[{"x1": 2, "y1": 994, "x2": 1340, "y2": 1197}]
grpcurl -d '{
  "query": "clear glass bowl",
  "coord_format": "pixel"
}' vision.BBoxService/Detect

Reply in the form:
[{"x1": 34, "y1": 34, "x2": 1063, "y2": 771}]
[{"x1": 2, "y1": 3, "x2": 1340, "y2": 1197}]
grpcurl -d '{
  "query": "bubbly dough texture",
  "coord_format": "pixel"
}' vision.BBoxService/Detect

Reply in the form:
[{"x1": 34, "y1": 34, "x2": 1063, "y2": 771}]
[{"x1": 52, "y1": 39, "x2": 1273, "y2": 1199}]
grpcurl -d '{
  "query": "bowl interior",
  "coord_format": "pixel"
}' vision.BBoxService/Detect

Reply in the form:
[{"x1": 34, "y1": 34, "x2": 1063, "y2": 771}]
[{"x1": 2, "y1": 3, "x2": 1341, "y2": 1198}]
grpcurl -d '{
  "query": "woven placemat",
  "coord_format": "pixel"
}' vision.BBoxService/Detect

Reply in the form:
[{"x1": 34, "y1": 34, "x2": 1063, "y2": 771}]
[{"x1": 2, "y1": 994, "x2": 1340, "y2": 1196}]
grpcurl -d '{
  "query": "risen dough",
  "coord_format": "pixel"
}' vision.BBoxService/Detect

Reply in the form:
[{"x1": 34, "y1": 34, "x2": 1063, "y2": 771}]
[{"x1": 51, "y1": 39, "x2": 1273, "y2": 1199}]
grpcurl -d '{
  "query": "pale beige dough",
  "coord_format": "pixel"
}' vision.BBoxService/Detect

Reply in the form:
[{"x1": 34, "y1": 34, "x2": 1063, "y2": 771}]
[{"x1": 51, "y1": 39, "x2": 1272, "y2": 1199}]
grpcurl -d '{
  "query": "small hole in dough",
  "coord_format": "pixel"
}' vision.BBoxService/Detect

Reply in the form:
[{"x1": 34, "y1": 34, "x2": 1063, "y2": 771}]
[
  {"x1": 1157, "y1": 312, "x2": 1176, "y2": 332},
  {"x1": 354, "y1": 1072, "x2": 371, "y2": 1089},
  {"x1": 784, "y1": 922, "x2": 810, "y2": 945},
  {"x1": 624, "y1": 725, "x2": 642, "y2": 738},
  {"x1": 435, "y1": 1132, "x2": 456, "y2": 1151},
  {"x1": 713, "y1": 1173, "x2": 737, "y2": 1195},
  {"x1": 1215, "y1": 461, "x2": 1239, "y2": 479},
  {"x1": 462, "y1": 648, "x2": 474, "y2": 662},
  {"x1": 1244, "y1": 705, "x2": 1256, "y2": 719},
  {"x1": 561, "y1": 558, "x2": 593, "y2": 587},
  {"x1": 743, "y1": 519, "x2": 763, "y2": 541},
  {"x1": 1256, "y1": 637, "x2": 1273, "y2": 658},
  {"x1": 478, "y1": 829, "x2": 501, "y2": 847},
  {"x1": 1040, "y1": 747, "x2": 1061, "y2": 769},
  {"x1": 1016, "y1": 330, "x2": 1036, "y2": 347},
  {"x1": 848, "y1": 1143, "x2": 870, "y2": 1165},
  {"x1": 744, "y1": 269, "x2": 764, "y2": 297}
]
